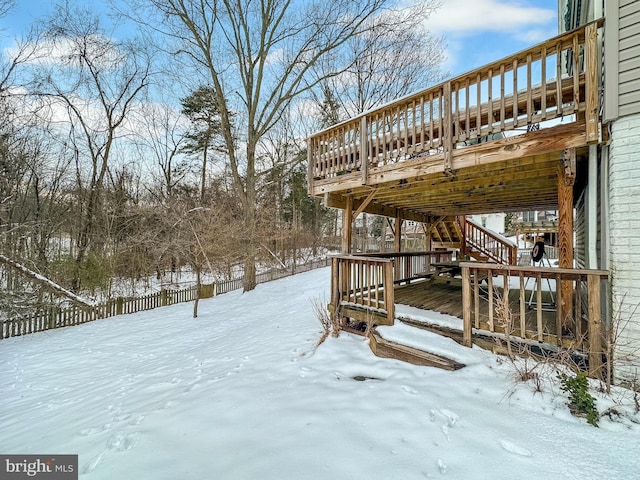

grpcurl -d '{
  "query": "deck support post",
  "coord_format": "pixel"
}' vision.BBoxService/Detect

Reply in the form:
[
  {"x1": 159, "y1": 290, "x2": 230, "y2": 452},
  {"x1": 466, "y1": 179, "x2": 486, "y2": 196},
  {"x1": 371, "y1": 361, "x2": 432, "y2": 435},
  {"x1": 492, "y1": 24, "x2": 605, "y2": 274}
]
[
  {"x1": 423, "y1": 220, "x2": 432, "y2": 252},
  {"x1": 394, "y1": 214, "x2": 403, "y2": 253},
  {"x1": 342, "y1": 196, "x2": 353, "y2": 254},
  {"x1": 558, "y1": 148, "x2": 576, "y2": 331},
  {"x1": 459, "y1": 216, "x2": 467, "y2": 259}
]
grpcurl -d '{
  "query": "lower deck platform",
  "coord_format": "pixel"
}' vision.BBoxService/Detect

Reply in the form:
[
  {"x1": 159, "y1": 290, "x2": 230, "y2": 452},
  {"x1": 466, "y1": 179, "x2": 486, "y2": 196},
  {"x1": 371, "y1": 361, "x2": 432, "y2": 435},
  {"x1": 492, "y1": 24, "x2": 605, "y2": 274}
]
[{"x1": 394, "y1": 277, "x2": 564, "y2": 343}]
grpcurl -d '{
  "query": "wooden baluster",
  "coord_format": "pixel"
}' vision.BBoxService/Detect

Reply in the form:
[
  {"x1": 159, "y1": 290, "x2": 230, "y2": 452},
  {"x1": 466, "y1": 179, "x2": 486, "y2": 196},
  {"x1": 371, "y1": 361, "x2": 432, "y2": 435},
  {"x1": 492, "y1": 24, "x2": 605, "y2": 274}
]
[
  {"x1": 585, "y1": 22, "x2": 599, "y2": 143},
  {"x1": 488, "y1": 272, "x2": 494, "y2": 331},
  {"x1": 588, "y1": 275, "x2": 603, "y2": 379},
  {"x1": 519, "y1": 273, "x2": 526, "y2": 338},
  {"x1": 555, "y1": 273, "x2": 563, "y2": 345},
  {"x1": 526, "y1": 52, "x2": 533, "y2": 124},
  {"x1": 513, "y1": 58, "x2": 519, "y2": 127},
  {"x1": 487, "y1": 69, "x2": 493, "y2": 133},
  {"x1": 463, "y1": 266, "x2": 472, "y2": 347},
  {"x1": 476, "y1": 73, "x2": 482, "y2": 138},
  {"x1": 500, "y1": 64, "x2": 505, "y2": 131},
  {"x1": 556, "y1": 43, "x2": 562, "y2": 117},
  {"x1": 572, "y1": 33, "x2": 580, "y2": 113},
  {"x1": 541, "y1": 46, "x2": 547, "y2": 121},
  {"x1": 536, "y1": 272, "x2": 543, "y2": 341}
]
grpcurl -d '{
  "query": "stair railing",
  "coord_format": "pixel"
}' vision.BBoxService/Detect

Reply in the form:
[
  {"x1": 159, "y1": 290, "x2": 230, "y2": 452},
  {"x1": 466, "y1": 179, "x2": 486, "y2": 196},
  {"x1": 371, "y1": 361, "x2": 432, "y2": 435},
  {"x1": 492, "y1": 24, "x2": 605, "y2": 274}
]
[{"x1": 459, "y1": 217, "x2": 517, "y2": 265}]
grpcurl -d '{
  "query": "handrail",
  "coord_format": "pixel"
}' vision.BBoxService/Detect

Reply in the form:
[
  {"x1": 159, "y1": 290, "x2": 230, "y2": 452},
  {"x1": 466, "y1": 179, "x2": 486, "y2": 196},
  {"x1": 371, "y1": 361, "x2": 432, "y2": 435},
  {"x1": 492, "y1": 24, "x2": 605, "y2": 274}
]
[
  {"x1": 308, "y1": 20, "x2": 601, "y2": 187},
  {"x1": 461, "y1": 217, "x2": 517, "y2": 265},
  {"x1": 354, "y1": 251, "x2": 453, "y2": 283},
  {"x1": 461, "y1": 262, "x2": 609, "y2": 378}
]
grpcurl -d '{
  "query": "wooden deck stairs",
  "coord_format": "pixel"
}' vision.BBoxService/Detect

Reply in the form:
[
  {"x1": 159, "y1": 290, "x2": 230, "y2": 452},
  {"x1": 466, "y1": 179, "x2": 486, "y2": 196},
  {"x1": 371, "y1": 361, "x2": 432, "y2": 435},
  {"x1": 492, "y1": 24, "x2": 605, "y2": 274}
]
[
  {"x1": 431, "y1": 216, "x2": 517, "y2": 265},
  {"x1": 341, "y1": 320, "x2": 466, "y2": 371},
  {"x1": 369, "y1": 329, "x2": 465, "y2": 371}
]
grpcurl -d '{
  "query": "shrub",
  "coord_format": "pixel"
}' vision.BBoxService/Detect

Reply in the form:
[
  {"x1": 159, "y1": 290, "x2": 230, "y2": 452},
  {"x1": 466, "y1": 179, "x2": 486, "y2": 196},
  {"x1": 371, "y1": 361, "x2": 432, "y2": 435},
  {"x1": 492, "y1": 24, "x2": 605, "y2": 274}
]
[
  {"x1": 311, "y1": 296, "x2": 340, "y2": 347},
  {"x1": 559, "y1": 372, "x2": 599, "y2": 427}
]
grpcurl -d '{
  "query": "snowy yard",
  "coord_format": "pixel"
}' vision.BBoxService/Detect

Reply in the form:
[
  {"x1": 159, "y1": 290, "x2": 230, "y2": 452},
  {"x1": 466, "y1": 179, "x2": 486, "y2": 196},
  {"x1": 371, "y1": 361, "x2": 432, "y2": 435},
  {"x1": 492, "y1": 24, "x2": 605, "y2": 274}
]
[{"x1": 1, "y1": 267, "x2": 639, "y2": 479}]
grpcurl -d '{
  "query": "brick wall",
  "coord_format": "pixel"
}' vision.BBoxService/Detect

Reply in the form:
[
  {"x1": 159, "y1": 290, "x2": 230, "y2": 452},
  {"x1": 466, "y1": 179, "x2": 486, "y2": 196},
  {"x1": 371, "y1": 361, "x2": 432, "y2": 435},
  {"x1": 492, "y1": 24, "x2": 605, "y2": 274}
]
[{"x1": 609, "y1": 112, "x2": 640, "y2": 383}]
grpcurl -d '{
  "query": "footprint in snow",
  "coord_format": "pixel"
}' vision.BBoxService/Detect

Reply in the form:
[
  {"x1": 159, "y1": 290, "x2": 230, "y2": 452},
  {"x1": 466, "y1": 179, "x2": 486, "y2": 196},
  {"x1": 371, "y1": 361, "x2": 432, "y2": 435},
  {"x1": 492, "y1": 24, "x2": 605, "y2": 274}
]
[
  {"x1": 78, "y1": 423, "x2": 112, "y2": 437},
  {"x1": 107, "y1": 432, "x2": 139, "y2": 452},
  {"x1": 430, "y1": 409, "x2": 459, "y2": 427},
  {"x1": 437, "y1": 459, "x2": 448, "y2": 474},
  {"x1": 498, "y1": 439, "x2": 532, "y2": 457},
  {"x1": 128, "y1": 415, "x2": 144, "y2": 426},
  {"x1": 401, "y1": 385, "x2": 418, "y2": 395},
  {"x1": 82, "y1": 452, "x2": 104, "y2": 474}
]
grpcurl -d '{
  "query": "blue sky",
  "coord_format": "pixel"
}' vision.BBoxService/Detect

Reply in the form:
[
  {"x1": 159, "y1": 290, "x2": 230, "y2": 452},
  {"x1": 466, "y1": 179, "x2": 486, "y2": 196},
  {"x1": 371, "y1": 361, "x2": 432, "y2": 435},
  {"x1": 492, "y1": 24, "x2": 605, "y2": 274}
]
[
  {"x1": 424, "y1": 0, "x2": 559, "y2": 76},
  {"x1": 1, "y1": 0, "x2": 559, "y2": 80}
]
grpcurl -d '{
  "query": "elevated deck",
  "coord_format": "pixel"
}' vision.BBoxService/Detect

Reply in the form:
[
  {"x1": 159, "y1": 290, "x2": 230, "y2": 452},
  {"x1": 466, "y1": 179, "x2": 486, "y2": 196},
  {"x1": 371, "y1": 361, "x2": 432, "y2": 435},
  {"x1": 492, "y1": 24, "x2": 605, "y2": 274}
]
[
  {"x1": 316, "y1": 21, "x2": 609, "y2": 378},
  {"x1": 308, "y1": 22, "x2": 601, "y2": 221}
]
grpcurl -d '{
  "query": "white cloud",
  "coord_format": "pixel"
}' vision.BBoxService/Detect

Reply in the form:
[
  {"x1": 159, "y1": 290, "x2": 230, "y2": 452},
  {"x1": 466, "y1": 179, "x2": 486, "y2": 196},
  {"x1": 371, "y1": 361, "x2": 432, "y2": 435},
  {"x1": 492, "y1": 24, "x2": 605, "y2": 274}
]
[
  {"x1": 425, "y1": 0, "x2": 555, "y2": 36},
  {"x1": 5, "y1": 34, "x2": 121, "y2": 69}
]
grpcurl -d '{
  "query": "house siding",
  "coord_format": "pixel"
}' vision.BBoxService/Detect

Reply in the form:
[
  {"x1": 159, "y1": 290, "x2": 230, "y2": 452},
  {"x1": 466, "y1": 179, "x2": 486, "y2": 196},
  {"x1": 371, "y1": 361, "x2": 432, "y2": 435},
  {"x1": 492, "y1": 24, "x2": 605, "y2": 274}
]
[
  {"x1": 619, "y1": 0, "x2": 640, "y2": 117},
  {"x1": 604, "y1": 0, "x2": 640, "y2": 121},
  {"x1": 608, "y1": 112, "x2": 640, "y2": 382}
]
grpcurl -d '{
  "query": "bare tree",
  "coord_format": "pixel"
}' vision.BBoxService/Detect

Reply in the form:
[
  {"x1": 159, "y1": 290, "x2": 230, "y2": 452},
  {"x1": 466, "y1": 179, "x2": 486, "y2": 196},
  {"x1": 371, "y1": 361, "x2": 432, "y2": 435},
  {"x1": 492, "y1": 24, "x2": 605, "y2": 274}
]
[
  {"x1": 31, "y1": 1, "x2": 151, "y2": 290},
  {"x1": 135, "y1": 100, "x2": 191, "y2": 199},
  {"x1": 316, "y1": 2, "x2": 446, "y2": 118},
  {"x1": 129, "y1": 0, "x2": 409, "y2": 291}
]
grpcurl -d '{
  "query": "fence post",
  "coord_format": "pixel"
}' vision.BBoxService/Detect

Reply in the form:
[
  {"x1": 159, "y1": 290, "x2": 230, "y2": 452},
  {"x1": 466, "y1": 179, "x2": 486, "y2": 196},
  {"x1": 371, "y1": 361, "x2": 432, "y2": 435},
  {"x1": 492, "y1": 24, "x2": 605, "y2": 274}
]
[
  {"x1": 116, "y1": 297, "x2": 124, "y2": 315},
  {"x1": 161, "y1": 289, "x2": 168, "y2": 306}
]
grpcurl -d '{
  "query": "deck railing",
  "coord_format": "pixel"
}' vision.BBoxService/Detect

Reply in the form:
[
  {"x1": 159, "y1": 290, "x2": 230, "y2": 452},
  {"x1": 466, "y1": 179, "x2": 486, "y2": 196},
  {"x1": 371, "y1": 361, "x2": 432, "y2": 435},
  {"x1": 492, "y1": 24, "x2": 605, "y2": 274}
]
[
  {"x1": 358, "y1": 251, "x2": 453, "y2": 283},
  {"x1": 331, "y1": 255, "x2": 395, "y2": 325},
  {"x1": 461, "y1": 262, "x2": 609, "y2": 378},
  {"x1": 308, "y1": 21, "x2": 600, "y2": 187},
  {"x1": 331, "y1": 251, "x2": 455, "y2": 326}
]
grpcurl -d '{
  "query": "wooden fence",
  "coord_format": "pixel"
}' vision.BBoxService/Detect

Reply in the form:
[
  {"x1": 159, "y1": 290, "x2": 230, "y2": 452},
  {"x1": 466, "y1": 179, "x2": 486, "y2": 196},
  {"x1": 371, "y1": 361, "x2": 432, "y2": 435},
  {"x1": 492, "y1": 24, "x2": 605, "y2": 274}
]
[{"x1": 1, "y1": 257, "x2": 331, "y2": 340}]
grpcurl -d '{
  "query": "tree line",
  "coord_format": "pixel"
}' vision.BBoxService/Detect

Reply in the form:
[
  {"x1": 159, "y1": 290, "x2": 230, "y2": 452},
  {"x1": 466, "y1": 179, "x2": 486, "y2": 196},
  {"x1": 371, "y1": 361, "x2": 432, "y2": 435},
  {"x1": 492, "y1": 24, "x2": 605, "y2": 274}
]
[{"x1": 0, "y1": 0, "x2": 444, "y2": 316}]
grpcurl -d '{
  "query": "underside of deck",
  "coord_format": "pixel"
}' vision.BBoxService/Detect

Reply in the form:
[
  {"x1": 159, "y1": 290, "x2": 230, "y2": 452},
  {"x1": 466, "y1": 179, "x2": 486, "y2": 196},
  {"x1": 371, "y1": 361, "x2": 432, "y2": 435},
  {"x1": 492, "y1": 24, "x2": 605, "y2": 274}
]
[{"x1": 318, "y1": 121, "x2": 590, "y2": 220}]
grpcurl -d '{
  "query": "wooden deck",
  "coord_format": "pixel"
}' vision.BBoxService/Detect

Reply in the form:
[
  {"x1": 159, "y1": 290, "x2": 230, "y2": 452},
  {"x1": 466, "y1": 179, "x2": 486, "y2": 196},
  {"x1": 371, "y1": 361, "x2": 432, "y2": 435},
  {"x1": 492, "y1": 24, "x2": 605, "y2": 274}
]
[
  {"x1": 308, "y1": 22, "x2": 602, "y2": 221},
  {"x1": 395, "y1": 277, "x2": 560, "y2": 340}
]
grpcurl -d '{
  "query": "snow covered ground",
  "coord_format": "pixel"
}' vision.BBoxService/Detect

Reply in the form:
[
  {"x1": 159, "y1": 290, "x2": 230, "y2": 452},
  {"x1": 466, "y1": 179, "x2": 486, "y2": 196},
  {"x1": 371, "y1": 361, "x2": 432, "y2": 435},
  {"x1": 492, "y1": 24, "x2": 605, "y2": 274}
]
[{"x1": 1, "y1": 267, "x2": 639, "y2": 479}]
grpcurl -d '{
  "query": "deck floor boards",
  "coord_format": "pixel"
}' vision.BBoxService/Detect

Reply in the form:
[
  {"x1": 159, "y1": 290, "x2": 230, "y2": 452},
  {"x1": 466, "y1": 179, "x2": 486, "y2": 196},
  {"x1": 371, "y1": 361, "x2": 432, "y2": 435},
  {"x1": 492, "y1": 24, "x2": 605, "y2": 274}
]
[{"x1": 394, "y1": 278, "x2": 565, "y2": 341}]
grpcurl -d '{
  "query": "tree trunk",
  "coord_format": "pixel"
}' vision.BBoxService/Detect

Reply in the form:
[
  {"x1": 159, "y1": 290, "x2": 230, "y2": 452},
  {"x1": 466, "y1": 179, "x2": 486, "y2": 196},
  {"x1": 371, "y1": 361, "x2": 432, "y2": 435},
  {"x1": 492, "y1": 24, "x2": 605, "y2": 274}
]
[
  {"x1": 242, "y1": 141, "x2": 258, "y2": 292},
  {"x1": 193, "y1": 265, "x2": 201, "y2": 318}
]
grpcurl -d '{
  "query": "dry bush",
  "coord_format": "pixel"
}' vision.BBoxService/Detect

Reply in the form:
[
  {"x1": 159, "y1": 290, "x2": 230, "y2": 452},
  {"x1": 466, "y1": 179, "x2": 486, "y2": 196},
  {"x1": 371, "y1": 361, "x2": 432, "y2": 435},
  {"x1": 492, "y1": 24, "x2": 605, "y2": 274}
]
[
  {"x1": 311, "y1": 296, "x2": 340, "y2": 347},
  {"x1": 493, "y1": 288, "x2": 574, "y2": 393}
]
